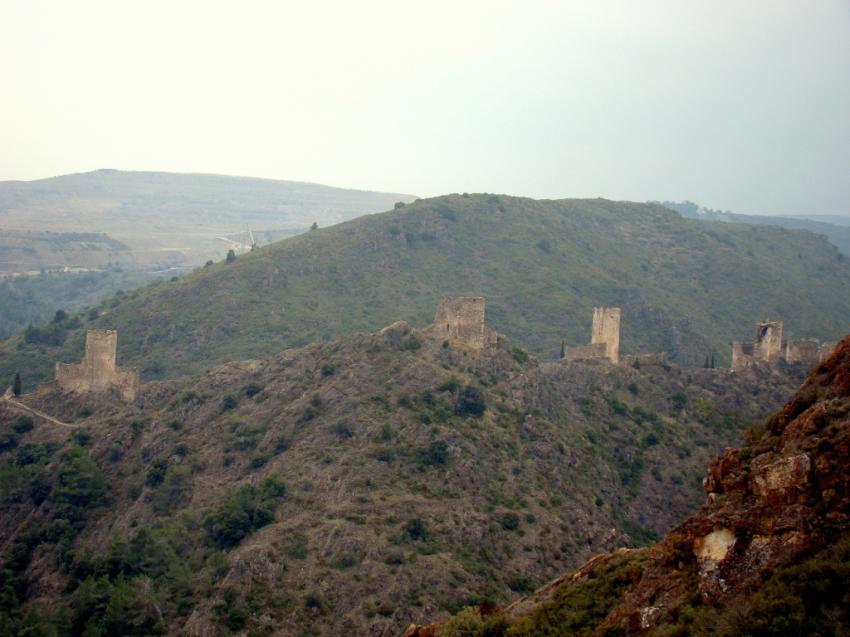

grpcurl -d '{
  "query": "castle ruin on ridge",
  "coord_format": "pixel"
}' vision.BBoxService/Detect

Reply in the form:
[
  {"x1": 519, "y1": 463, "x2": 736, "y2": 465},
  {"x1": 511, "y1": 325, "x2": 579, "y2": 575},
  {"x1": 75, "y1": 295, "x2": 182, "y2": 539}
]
[
  {"x1": 55, "y1": 330, "x2": 139, "y2": 401},
  {"x1": 563, "y1": 307, "x2": 621, "y2": 363},
  {"x1": 731, "y1": 320, "x2": 835, "y2": 371},
  {"x1": 432, "y1": 296, "x2": 497, "y2": 349}
]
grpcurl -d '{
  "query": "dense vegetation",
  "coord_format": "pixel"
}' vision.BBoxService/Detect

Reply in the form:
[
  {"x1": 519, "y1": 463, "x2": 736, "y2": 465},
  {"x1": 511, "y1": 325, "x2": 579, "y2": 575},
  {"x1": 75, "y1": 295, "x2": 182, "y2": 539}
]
[
  {"x1": 3, "y1": 194, "x2": 850, "y2": 387},
  {"x1": 0, "y1": 270, "x2": 161, "y2": 339},
  {"x1": 0, "y1": 324, "x2": 798, "y2": 636}
]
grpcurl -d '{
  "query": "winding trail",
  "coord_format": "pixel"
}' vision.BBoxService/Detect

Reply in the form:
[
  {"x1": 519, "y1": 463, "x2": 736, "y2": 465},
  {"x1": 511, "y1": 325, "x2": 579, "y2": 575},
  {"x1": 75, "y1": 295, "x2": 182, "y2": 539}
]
[{"x1": 0, "y1": 389, "x2": 77, "y2": 428}]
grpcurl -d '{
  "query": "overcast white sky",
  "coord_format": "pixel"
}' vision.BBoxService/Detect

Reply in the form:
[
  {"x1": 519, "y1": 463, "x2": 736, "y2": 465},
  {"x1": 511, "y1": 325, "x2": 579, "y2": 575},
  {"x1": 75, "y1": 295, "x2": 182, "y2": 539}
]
[{"x1": 1, "y1": 0, "x2": 848, "y2": 214}]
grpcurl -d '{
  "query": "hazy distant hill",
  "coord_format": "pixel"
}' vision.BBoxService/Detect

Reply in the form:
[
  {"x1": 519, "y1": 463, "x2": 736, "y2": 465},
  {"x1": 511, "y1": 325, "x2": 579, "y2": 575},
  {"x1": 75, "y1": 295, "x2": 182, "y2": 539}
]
[
  {"x1": 2, "y1": 194, "x2": 849, "y2": 387},
  {"x1": 661, "y1": 200, "x2": 850, "y2": 255},
  {"x1": 0, "y1": 169, "x2": 416, "y2": 266}
]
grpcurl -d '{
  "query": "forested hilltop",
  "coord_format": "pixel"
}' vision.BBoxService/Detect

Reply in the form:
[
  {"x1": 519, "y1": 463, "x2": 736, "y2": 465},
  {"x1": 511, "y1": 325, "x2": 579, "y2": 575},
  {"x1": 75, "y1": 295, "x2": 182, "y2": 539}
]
[{"x1": 3, "y1": 194, "x2": 849, "y2": 387}]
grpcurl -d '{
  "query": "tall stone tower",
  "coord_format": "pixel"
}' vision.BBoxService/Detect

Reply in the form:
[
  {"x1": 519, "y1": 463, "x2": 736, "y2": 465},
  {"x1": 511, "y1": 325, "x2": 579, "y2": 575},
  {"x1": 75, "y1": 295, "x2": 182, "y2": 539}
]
[
  {"x1": 754, "y1": 321, "x2": 783, "y2": 364},
  {"x1": 83, "y1": 330, "x2": 118, "y2": 385},
  {"x1": 433, "y1": 297, "x2": 489, "y2": 349},
  {"x1": 591, "y1": 307, "x2": 621, "y2": 364}
]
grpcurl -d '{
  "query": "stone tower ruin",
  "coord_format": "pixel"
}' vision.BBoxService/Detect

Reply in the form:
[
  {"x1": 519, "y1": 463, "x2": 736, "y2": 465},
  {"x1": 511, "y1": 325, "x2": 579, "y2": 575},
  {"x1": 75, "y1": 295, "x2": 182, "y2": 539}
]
[
  {"x1": 731, "y1": 320, "x2": 833, "y2": 371},
  {"x1": 591, "y1": 307, "x2": 621, "y2": 364},
  {"x1": 55, "y1": 330, "x2": 139, "y2": 401},
  {"x1": 754, "y1": 321, "x2": 783, "y2": 363},
  {"x1": 562, "y1": 307, "x2": 621, "y2": 363},
  {"x1": 432, "y1": 297, "x2": 495, "y2": 349}
]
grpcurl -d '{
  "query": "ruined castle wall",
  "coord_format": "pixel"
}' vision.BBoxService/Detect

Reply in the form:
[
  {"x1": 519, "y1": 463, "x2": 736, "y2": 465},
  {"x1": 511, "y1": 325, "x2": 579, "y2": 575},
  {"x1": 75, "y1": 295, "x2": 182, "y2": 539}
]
[
  {"x1": 55, "y1": 330, "x2": 138, "y2": 401},
  {"x1": 591, "y1": 307, "x2": 621, "y2": 363},
  {"x1": 785, "y1": 340, "x2": 820, "y2": 367},
  {"x1": 562, "y1": 342, "x2": 608, "y2": 362},
  {"x1": 54, "y1": 362, "x2": 90, "y2": 393},
  {"x1": 113, "y1": 368, "x2": 140, "y2": 401},
  {"x1": 731, "y1": 342, "x2": 754, "y2": 371},
  {"x1": 754, "y1": 321, "x2": 783, "y2": 363},
  {"x1": 433, "y1": 297, "x2": 490, "y2": 349}
]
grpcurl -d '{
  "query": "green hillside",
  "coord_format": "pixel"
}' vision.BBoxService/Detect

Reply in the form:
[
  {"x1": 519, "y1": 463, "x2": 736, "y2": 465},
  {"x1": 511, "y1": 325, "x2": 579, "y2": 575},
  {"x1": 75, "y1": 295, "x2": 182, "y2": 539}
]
[
  {"x1": 2, "y1": 194, "x2": 849, "y2": 387},
  {"x1": 0, "y1": 323, "x2": 798, "y2": 636}
]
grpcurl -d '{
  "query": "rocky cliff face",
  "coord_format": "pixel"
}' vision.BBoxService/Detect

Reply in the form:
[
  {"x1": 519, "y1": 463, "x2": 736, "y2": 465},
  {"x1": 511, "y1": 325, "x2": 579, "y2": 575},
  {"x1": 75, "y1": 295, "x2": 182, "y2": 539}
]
[
  {"x1": 607, "y1": 335, "x2": 850, "y2": 634},
  {"x1": 404, "y1": 336, "x2": 850, "y2": 636}
]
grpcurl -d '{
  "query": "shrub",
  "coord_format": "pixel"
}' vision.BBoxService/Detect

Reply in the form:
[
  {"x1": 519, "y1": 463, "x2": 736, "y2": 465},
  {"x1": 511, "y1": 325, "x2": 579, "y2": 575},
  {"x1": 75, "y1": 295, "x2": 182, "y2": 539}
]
[
  {"x1": 72, "y1": 428, "x2": 92, "y2": 446},
  {"x1": 145, "y1": 460, "x2": 167, "y2": 487},
  {"x1": 511, "y1": 346, "x2": 529, "y2": 363},
  {"x1": 12, "y1": 416, "x2": 34, "y2": 434},
  {"x1": 499, "y1": 512, "x2": 520, "y2": 531},
  {"x1": 437, "y1": 377, "x2": 460, "y2": 392},
  {"x1": 152, "y1": 464, "x2": 193, "y2": 513},
  {"x1": 320, "y1": 364, "x2": 336, "y2": 377},
  {"x1": 52, "y1": 446, "x2": 108, "y2": 522},
  {"x1": 0, "y1": 431, "x2": 19, "y2": 452},
  {"x1": 203, "y1": 476, "x2": 285, "y2": 548},
  {"x1": 404, "y1": 518, "x2": 429, "y2": 541},
  {"x1": 221, "y1": 395, "x2": 238, "y2": 411},
  {"x1": 434, "y1": 607, "x2": 508, "y2": 637},
  {"x1": 243, "y1": 383, "x2": 263, "y2": 398},
  {"x1": 225, "y1": 249, "x2": 236, "y2": 263},
  {"x1": 24, "y1": 323, "x2": 66, "y2": 346},
  {"x1": 457, "y1": 385, "x2": 486, "y2": 417},
  {"x1": 417, "y1": 440, "x2": 449, "y2": 467},
  {"x1": 671, "y1": 391, "x2": 688, "y2": 410}
]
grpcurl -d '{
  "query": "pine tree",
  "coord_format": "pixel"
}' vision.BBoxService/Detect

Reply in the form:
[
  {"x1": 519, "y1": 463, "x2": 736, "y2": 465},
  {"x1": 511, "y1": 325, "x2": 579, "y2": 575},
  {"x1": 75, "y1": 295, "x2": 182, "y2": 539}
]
[
  {"x1": 560, "y1": 339, "x2": 566, "y2": 359},
  {"x1": 13, "y1": 372, "x2": 21, "y2": 396}
]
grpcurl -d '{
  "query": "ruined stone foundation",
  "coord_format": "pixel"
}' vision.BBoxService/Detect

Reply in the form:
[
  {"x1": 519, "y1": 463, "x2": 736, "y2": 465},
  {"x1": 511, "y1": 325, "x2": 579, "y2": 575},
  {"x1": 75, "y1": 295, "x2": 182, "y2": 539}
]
[{"x1": 55, "y1": 330, "x2": 139, "y2": 401}]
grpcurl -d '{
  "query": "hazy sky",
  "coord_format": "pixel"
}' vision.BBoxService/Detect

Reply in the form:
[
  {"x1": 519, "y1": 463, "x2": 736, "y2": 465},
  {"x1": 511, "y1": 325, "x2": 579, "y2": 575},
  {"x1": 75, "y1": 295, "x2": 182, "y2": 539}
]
[{"x1": 2, "y1": 1, "x2": 848, "y2": 214}]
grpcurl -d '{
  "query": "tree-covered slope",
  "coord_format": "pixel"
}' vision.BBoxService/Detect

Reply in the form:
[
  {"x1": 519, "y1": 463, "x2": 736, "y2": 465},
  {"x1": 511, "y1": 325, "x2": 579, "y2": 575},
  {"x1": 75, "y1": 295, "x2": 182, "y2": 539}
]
[
  {"x1": 0, "y1": 322, "x2": 798, "y2": 636},
  {"x1": 3, "y1": 194, "x2": 849, "y2": 387}
]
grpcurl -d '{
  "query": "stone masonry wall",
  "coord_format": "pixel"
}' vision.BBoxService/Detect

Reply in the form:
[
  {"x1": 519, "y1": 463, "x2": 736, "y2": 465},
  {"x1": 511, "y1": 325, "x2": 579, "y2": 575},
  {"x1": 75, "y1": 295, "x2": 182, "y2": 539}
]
[
  {"x1": 433, "y1": 297, "x2": 494, "y2": 349},
  {"x1": 785, "y1": 339, "x2": 820, "y2": 367},
  {"x1": 591, "y1": 307, "x2": 621, "y2": 364},
  {"x1": 754, "y1": 321, "x2": 784, "y2": 363},
  {"x1": 55, "y1": 330, "x2": 139, "y2": 401},
  {"x1": 562, "y1": 342, "x2": 607, "y2": 362}
]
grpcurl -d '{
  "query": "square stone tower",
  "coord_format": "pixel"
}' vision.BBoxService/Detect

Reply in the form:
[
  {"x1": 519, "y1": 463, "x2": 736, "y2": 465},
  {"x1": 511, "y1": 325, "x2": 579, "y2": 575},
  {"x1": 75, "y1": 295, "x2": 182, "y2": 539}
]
[
  {"x1": 754, "y1": 321, "x2": 783, "y2": 363},
  {"x1": 83, "y1": 330, "x2": 118, "y2": 385},
  {"x1": 591, "y1": 307, "x2": 621, "y2": 364},
  {"x1": 433, "y1": 297, "x2": 488, "y2": 349},
  {"x1": 55, "y1": 329, "x2": 139, "y2": 401}
]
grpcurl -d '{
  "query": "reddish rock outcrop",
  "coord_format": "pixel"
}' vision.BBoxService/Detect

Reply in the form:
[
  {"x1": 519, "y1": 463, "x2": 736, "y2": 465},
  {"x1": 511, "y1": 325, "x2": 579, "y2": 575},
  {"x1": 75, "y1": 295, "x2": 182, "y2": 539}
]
[{"x1": 605, "y1": 335, "x2": 850, "y2": 632}]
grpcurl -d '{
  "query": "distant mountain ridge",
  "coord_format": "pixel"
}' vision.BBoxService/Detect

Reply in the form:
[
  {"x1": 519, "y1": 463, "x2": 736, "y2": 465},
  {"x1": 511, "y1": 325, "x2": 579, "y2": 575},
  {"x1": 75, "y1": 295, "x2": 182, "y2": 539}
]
[
  {"x1": 0, "y1": 168, "x2": 416, "y2": 266},
  {"x1": 660, "y1": 200, "x2": 850, "y2": 255}
]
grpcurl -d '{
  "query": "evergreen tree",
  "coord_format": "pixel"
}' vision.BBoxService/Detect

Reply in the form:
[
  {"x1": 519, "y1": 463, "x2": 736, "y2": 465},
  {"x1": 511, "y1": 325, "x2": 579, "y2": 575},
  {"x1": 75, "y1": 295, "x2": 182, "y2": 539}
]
[
  {"x1": 560, "y1": 339, "x2": 566, "y2": 359},
  {"x1": 13, "y1": 372, "x2": 21, "y2": 396},
  {"x1": 225, "y1": 249, "x2": 236, "y2": 263}
]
